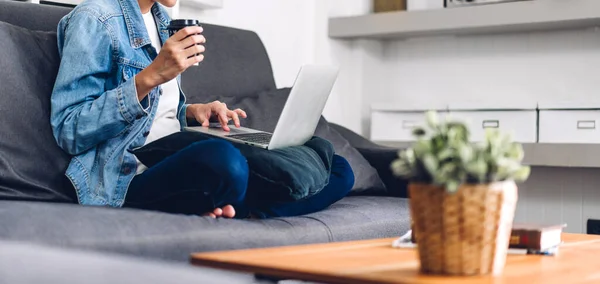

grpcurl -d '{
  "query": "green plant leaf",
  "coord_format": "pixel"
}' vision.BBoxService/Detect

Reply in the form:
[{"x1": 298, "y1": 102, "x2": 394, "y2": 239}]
[
  {"x1": 437, "y1": 148, "x2": 454, "y2": 161},
  {"x1": 422, "y1": 153, "x2": 439, "y2": 174},
  {"x1": 425, "y1": 111, "x2": 438, "y2": 129},
  {"x1": 513, "y1": 166, "x2": 531, "y2": 182},
  {"x1": 446, "y1": 180, "x2": 460, "y2": 193},
  {"x1": 391, "y1": 110, "x2": 530, "y2": 192}
]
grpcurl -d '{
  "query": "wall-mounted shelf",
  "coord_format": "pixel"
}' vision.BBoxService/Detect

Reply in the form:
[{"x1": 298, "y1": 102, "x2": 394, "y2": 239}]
[
  {"x1": 329, "y1": 0, "x2": 600, "y2": 40},
  {"x1": 375, "y1": 141, "x2": 600, "y2": 168},
  {"x1": 179, "y1": 0, "x2": 223, "y2": 9}
]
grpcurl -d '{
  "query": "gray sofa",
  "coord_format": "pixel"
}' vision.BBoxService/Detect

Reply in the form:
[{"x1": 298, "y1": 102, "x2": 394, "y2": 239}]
[{"x1": 0, "y1": 0, "x2": 410, "y2": 266}]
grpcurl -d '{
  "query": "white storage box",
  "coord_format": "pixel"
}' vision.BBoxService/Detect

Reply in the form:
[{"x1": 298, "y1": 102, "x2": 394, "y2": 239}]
[
  {"x1": 370, "y1": 103, "x2": 448, "y2": 142},
  {"x1": 539, "y1": 102, "x2": 600, "y2": 144},
  {"x1": 407, "y1": 0, "x2": 445, "y2": 10},
  {"x1": 447, "y1": 103, "x2": 538, "y2": 143}
]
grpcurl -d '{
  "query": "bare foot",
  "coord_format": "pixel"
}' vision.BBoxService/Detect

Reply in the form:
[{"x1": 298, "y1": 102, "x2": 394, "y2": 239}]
[{"x1": 202, "y1": 205, "x2": 235, "y2": 219}]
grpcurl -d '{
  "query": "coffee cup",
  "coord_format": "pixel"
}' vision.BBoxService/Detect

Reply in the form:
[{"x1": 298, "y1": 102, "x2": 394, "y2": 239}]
[{"x1": 167, "y1": 19, "x2": 202, "y2": 66}]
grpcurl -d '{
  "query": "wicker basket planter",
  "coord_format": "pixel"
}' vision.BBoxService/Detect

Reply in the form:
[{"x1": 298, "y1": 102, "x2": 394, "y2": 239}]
[
  {"x1": 392, "y1": 111, "x2": 529, "y2": 277},
  {"x1": 409, "y1": 181, "x2": 518, "y2": 276}
]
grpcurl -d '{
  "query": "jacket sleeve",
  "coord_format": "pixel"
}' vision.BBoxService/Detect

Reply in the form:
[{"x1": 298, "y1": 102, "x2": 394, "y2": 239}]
[
  {"x1": 50, "y1": 10, "x2": 148, "y2": 156},
  {"x1": 178, "y1": 103, "x2": 190, "y2": 128}
]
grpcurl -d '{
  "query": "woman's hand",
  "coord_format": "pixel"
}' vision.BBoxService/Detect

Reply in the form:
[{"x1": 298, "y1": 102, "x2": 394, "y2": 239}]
[
  {"x1": 186, "y1": 101, "x2": 247, "y2": 131},
  {"x1": 135, "y1": 26, "x2": 206, "y2": 100}
]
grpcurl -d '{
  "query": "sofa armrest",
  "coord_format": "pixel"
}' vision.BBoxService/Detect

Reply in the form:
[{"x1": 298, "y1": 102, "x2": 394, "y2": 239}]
[
  {"x1": 354, "y1": 146, "x2": 409, "y2": 198},
  {"x1": 329, "y1": 123, "x2": 409, "y2": 198}
]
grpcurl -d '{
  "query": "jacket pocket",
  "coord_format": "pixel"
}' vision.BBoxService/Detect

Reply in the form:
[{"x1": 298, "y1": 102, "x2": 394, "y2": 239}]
[{"x1": 121, "y1": 64, "x2": 143, "y2": 83}]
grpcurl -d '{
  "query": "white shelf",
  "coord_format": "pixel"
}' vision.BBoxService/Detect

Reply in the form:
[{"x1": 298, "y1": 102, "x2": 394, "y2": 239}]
[
  {"x1": 329, "y1": 0, "x2": 600, "y2": 40},
  {"x1": 179, "y1": 0, "x2": 223, "y2": 9}
]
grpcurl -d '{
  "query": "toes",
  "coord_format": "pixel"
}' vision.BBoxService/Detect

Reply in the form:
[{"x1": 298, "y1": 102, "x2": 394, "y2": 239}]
[
  {"x1": 202, "y1": 212, "x2": 217, "y2": 218},
  {"x1": 213, "y1": 208, "x2": 223, "y2": 217},
  {"x1": 222, "y1": 205, "x2": 236, "y2": 219}
]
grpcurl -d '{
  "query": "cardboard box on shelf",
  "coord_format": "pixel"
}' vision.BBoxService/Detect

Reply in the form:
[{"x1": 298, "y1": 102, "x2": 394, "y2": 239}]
[{"x1": 373, "y1": 0, "x2": 406, "y2": 13}]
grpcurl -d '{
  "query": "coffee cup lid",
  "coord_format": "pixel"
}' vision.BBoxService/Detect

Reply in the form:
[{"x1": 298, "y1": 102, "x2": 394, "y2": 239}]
[{"x1": 167, "y1": 19, "x2": 201, "y2": 29}]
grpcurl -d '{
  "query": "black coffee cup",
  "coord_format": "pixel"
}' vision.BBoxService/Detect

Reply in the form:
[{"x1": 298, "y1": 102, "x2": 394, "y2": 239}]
[{"x1": 167, "y1": 19, "x2": 202, "y2": 65}]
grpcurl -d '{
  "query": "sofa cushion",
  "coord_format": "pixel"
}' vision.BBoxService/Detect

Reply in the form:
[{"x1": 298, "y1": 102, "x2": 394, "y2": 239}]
[
  {"x1": 0, "y1": 21, "x2": 75, "y2": 203},
  {"x1": 0, "y1": 1, "x2": 71, "y2": 32},
  {"x1": 185, "y1": 88, "x2": 386, "y2": 193},
  {"x1": 0, "y1": 241, "x2": 257, "y2": 284},
  {"x1": 180, "y1": 24, "x2": 276, "y2": 99},
  {"x1": 0, "y1": 197, "x2": 410, "y2": 261}
]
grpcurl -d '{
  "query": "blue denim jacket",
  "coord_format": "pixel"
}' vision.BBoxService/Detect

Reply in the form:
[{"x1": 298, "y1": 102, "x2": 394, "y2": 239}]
[{"x1": 51, "y1": 0, "x2": 187, "y2": 206}]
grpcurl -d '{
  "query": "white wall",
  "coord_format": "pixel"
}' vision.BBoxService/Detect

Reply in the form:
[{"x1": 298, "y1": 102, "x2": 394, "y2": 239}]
[
  {"x1": 379, "y1": 30, "x2": 600, "y2": 109},
  {"x1": 179, "y1": 0, "x2": 317, "y2": 88},
  {"x1": 313, "y1": 0, "x2": 373, "y2": 133}
]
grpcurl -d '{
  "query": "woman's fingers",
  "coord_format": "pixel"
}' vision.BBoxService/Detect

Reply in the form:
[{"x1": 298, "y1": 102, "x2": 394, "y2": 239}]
[
  {"x1": 200, "y1": 112, "x2": 211, "y2": 127},
  {"x1": 228, "y1": 110, "x2": 241, "y2": 128},
  {"x1": 234, "y1": 108, "x2": 247, "y2": 118},
  {"x1": 208, "y1": 101, "x2": 246, "y2": 130},
  {"x1": 217, "y1": 109, "x2": 230, "y2": 131},
  {"x1": 193, "y1": 108, "x2": 210, "y2": 127}
]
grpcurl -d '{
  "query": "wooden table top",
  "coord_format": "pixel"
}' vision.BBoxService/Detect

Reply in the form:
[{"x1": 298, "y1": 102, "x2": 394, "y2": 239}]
[{"x1": 191, "y1": 233, "x2": 600, "y2": 284}]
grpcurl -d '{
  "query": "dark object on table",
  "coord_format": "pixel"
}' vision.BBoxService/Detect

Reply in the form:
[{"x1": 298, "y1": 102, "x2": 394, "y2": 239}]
[{"x1": 510, "y1": 223, "x2": 566, "y2": 251}]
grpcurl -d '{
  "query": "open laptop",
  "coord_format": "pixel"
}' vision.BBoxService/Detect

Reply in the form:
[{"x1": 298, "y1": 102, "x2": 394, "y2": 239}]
[{"x1": 184, "y1": 65, "x2": 339, "y2": 150}]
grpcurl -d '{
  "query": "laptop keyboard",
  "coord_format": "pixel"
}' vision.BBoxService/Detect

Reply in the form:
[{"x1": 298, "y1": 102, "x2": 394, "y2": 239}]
[{"x1": 226, "y1": 133, "x2": 273, "y2": 145}]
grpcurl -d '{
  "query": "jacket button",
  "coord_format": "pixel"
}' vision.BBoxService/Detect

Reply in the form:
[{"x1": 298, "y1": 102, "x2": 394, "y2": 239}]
[
  {"x1": 136, "y1": 114, "x2": 143, "y2": 120},
  {"x1": 143, "y1": 131, "x2": 150, "y2": 137},
  {"x1": 122, "y1": 167, "x2": 132, "y2": 175}
]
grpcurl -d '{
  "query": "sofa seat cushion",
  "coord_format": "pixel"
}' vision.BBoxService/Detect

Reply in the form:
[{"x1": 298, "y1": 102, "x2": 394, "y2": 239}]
[
  {"x1": 1, "y1": 240, "x2": 257, "y2": 284},
  {"x1": 0, "y1": 197, "x2": 410, "y2": 262}
]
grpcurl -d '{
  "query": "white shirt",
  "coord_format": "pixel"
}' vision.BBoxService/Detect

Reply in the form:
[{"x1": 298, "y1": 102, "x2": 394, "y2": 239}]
[{"x1": 136, "y1": 12, "x2": 182, "y2": 174}]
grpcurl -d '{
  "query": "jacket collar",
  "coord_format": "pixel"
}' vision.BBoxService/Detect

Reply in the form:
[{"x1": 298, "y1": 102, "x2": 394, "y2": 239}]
[{"x1": 118, "y1": 0, "x2": 171, "y2": 49}]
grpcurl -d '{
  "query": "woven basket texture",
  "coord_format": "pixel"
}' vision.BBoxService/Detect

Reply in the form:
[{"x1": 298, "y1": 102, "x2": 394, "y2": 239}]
[{"x1": 409, "y1": 182, "x2": 518, "y2": 276}]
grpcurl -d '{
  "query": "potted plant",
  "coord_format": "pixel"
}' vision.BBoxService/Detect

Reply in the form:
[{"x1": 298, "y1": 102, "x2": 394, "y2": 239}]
[{"x1": 392, "y1": 111, "x2": 530, "y2": 276}]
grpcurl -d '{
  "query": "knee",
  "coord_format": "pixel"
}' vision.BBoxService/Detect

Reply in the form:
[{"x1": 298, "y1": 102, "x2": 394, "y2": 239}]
[
  {"x1": 332, "y1": 155, "x2": 355, "y2": 193},
  {"x1": 192, "y1": 140, "x2": 249, "y2": 195}
]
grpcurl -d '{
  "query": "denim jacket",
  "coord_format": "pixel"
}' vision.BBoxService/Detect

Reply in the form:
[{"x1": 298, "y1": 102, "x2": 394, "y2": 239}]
[{"x1": 51, "y1": 0, "x2": 187, "y2": 206}]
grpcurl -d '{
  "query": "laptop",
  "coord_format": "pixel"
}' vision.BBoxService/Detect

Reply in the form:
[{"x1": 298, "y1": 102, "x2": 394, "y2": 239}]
[{"x1": 184, "y1": 65, "x2": 339, "y2": 150}]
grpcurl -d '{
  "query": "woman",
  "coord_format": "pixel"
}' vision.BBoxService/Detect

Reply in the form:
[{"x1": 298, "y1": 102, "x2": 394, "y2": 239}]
[{"x1": 51, "y1": 0, "x2": 354, "y2": 218}]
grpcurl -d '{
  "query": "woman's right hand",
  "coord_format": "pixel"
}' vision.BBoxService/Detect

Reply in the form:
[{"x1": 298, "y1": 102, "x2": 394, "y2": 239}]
[{"x1": 135, "y1": 26, "x2": 206, "y2": 100}]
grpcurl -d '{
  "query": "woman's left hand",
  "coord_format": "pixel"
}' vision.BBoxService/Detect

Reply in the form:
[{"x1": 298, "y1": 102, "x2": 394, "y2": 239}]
[{"x1": 186, "y1": 101, "x2": 247, "y2": 131}]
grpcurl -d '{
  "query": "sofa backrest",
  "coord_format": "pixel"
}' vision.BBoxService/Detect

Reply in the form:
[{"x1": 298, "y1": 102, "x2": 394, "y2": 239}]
[
  {"x1": 0, "y1": 1, "x2": 71, "y2": 32},
  {"x1": 181, "y1": 24, "x2": 277, "y2": 102}
]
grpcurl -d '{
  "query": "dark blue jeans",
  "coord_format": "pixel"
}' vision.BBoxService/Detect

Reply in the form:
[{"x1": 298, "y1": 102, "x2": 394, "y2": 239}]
[{"x1": 124, "y1": 139, "x2": 354, "y2": 218}]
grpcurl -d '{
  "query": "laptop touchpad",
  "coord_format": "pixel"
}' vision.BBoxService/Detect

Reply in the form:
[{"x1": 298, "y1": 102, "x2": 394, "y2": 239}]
[{"x1": 225, "y1": 128, "x2": 251, "y2": 135}]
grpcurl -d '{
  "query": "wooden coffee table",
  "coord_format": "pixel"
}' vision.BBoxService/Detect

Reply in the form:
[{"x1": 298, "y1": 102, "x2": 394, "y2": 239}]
[{"x1": 191, "y1": 233, "x2": 600, "y2": 284}]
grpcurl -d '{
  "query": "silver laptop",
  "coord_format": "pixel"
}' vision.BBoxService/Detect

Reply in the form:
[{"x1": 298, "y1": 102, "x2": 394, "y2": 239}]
[{"x1": 184, "y1": 65, "x2": 339, "y2": 150}]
